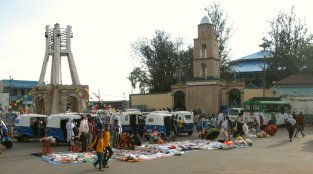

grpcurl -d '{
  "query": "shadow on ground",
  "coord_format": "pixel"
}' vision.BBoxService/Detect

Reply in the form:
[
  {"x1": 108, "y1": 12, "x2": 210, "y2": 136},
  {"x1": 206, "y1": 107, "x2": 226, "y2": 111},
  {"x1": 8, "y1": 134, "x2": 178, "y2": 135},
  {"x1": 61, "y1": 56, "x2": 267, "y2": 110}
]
[{"x1": 302, "y1": 139, "x2": 313, "y2": 153}]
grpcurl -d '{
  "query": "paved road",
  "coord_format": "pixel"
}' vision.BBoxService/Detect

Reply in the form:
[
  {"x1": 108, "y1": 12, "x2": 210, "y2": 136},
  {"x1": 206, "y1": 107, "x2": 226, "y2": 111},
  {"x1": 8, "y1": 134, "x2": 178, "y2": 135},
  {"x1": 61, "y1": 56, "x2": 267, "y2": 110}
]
[{"x1": 0, "y1": 127, "x2": 312, "y2": 174}]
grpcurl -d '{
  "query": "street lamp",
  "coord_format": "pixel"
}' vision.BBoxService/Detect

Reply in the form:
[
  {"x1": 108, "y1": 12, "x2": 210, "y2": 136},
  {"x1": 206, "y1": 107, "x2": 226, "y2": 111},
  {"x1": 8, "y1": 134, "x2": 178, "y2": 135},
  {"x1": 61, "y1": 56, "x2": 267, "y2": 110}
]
[{"x1": 258, "y1": 42, "x2": 270, "y2": 97}]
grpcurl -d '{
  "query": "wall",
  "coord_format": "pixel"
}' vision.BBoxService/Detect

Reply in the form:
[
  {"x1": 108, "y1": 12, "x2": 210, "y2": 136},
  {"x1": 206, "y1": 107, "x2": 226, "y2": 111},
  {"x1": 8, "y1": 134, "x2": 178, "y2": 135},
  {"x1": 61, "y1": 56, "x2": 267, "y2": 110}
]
[
  {"x1": 130, "y1": 93, "x2": 172, "y2": 110},
  {"x1": 185, "y1": 81, "x2": 222, "y2": 114},
  {"x1": 283, "y1": 97, "x2": 313, "y2": 124},
  {"x1": 243, "y1": 88, "x2": 275, "y2": 101},
  {"x1": 0, "y1": 93, "x2": 9, "y2": 110}
]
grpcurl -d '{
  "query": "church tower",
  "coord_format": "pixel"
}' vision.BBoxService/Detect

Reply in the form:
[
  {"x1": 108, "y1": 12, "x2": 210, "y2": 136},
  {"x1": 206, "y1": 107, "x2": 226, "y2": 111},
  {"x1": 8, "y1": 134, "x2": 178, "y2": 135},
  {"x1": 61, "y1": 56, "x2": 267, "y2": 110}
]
[{"x1": 193, "y1": 16, "x2": 220, "y2": 78}]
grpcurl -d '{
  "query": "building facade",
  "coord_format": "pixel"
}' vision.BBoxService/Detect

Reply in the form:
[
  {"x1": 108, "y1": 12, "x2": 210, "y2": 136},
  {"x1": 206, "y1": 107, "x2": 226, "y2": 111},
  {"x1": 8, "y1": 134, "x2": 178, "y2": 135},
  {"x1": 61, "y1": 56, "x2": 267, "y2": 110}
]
[
  {"x1": 0, "y1": 79, "x2": 38, "y2": 112},
  {"x1": 273, "y1": 74, "x2": 313, "y2": 123}
]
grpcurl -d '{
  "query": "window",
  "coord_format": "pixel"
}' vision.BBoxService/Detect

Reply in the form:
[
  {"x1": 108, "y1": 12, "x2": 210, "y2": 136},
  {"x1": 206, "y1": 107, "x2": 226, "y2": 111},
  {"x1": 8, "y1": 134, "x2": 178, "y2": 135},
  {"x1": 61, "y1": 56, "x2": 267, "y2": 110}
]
[
  {"x1": 125, "y1": 115, "x2": 128, "y2": 121},
  {"x1": 201, "y1": 44, "x2": 207, "y2": 58},
  {"x1": 148, "y1": 118, "x2": 154, "y2": 122},
  {"x1": 185, "y1": 115, "x2": 191, "y2": 120},
  {"x1": 202, "y1": 63, "x2": 207, "y2": 78}
]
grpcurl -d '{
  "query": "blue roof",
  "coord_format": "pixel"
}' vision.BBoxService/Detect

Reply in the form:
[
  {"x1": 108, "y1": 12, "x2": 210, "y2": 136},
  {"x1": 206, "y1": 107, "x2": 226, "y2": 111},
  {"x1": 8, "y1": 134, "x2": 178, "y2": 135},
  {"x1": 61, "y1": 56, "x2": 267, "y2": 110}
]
[
  {"x1": 229, "y1": 50, "x2": 272, "y2": 72},
  {"x1": 230, "y1": 60, "x2": 266, "y2": 72},
  {"x1": 1, "y1": 80, "x2": 38, "y2": 88},
  {"x1": 235, "y1": 50, "x2": 272, "y2": 61}
]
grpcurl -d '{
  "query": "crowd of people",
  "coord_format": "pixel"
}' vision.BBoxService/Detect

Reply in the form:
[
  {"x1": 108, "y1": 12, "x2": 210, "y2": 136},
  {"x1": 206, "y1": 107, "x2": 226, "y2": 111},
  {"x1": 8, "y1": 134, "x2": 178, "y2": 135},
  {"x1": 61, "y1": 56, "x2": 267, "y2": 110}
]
[{"x1": 192, "y1": 109, "x2": 306, "y2": 143}]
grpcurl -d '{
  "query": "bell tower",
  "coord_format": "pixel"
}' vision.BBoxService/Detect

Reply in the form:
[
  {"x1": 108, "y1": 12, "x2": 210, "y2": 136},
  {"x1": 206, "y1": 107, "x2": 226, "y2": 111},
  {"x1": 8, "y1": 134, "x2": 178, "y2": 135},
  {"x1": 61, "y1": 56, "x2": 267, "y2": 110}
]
[
  {"x1": 32, "y1": 23, "x2": 89, "y2": 115},
  {"x1": 193, "y1": 16, "x2": 220, "y2": 79}
]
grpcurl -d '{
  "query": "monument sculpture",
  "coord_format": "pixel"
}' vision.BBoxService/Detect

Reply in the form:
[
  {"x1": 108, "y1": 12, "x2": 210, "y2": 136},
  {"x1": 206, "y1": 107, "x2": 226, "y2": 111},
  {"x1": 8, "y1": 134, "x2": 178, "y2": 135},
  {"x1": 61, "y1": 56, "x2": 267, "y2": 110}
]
[{"x1": 32, "y1": 23, "x2": 89, "y2": 115}]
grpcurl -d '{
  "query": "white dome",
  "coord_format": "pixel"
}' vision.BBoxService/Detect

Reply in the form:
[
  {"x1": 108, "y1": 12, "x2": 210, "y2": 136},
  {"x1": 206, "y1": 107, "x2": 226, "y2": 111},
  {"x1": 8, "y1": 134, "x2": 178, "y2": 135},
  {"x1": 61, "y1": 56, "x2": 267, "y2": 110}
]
[{"x1": 200, "y1": 16, "x2": 210, "y2": 24}]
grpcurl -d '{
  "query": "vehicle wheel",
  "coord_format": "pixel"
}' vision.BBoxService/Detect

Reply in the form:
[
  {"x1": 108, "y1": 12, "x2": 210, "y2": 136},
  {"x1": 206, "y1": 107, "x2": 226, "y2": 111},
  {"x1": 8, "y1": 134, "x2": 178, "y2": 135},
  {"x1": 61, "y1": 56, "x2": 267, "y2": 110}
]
[
  {"x1": 22, "y1": 136, "x2": 29, "y2": 142},
  {"x1": 17, "y1": 137, "x2": 22, "y2": 142},
  {"x1": 4, "y1": 141, "x2": 13, "y2": 149},
  {"x1": 188, "y1": 131, "x2": 193, "y2": 136}
]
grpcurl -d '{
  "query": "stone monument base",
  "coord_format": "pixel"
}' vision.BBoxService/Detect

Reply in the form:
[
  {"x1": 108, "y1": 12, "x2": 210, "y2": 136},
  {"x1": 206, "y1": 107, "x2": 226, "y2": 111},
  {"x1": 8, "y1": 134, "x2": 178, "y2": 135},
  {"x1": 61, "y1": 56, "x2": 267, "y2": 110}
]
[{"x1": 32, "y1": 84, "x2": 89, "y2": 115}]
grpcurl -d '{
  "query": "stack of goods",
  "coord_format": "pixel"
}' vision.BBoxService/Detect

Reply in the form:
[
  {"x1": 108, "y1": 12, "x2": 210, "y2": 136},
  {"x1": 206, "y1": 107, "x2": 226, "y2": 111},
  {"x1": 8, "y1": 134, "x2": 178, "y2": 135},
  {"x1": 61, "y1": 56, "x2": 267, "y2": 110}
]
[
  {"x1": 41, "y1": 152, "x2": 96, "y2": 164},
  {"x1": 220, "y1": 141, "x2": 234, "y2": 150},
  {"x1": 264, "y1": 125, "x2": 278, "y2": 136},
  {"x1": 40, "y1": 136, "x2": 56, "y2": 155},
  {"x1": 256, "y1": 131, "x2": 268, "y2": 138},
  {"x1": 202, "y1": 128, "x2": 220, "y2": 140}
]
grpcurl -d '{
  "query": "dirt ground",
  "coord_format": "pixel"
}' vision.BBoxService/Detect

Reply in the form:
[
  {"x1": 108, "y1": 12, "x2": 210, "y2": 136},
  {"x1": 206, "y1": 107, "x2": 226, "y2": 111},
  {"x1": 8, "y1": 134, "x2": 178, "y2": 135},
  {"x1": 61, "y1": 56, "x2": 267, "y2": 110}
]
[{"x1": 0, "y1": 126, "x2": 312, "y2": 174}]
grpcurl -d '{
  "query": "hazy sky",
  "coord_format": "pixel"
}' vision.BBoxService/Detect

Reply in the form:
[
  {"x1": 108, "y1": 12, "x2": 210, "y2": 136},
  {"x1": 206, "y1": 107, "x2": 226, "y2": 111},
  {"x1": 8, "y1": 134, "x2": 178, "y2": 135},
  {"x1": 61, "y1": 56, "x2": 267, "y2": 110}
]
[{"x1": 1, "y1": 0, "x2": 312, "y2": 101}]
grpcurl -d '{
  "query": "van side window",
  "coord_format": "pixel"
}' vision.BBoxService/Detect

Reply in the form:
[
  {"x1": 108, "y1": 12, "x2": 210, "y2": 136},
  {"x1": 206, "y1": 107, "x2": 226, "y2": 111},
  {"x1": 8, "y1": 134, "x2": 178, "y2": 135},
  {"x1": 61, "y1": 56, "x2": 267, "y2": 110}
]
[
  {"x1": 185, "y1": 115, "x2": 191, "y2": 120},
  {"x1": 125, "y1": 115, "x2": 128, "y2": 121},
  {"x1": 148, "y1": 118, "x2": 154, "y2": 122}
]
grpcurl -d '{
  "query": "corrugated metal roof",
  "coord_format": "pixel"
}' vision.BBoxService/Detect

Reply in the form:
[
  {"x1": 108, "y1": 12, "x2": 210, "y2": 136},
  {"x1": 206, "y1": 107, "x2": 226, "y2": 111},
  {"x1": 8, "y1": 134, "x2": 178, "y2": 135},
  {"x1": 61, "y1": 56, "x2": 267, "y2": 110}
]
[
  {"x1": 1, "y1": 80, "x2": 38, "y2": 88},
  {"x1": 273, "y1": 86, "x2": 313, "y2": 96}
]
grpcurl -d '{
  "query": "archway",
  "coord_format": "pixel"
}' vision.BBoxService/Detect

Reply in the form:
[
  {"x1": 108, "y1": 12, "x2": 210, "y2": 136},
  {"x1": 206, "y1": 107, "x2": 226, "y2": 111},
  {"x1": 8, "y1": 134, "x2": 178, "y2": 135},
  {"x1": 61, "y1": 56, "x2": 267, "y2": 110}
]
[
  {"x1": 174, "y1": 91, "x2": 186, "y2": 111},
  {"x1": 229, "y1": 88, "x2": 241, "y2": 107},
  {"x1": 36, "y1": 97, "x2": 45, "y2": 114},
  {"x1": 66, "y1": 96, "x2": 78, "y2": 113}
]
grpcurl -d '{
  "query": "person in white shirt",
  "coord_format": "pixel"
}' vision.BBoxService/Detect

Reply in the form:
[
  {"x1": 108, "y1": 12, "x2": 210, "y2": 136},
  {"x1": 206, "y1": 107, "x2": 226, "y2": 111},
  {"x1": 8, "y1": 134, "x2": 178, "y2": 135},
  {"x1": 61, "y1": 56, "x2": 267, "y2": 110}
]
[
  {"x1": 66, "y1": 118, "x2": 75, "y2": 151},
  {"x1": 254, "y1": 114, "x2": 261, "y2": 133},
  {"x1": 79, "y1": 115, "x2": 89, "y2": 152},
  {"x1": 220, "y1": 117, "x2": 229, "y2": 141}
]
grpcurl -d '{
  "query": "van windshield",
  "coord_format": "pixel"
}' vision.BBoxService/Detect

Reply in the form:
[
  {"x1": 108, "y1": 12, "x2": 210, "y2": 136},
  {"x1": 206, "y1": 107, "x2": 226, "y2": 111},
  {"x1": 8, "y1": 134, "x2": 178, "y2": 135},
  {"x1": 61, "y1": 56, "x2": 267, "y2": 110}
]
[{"x1": 229, "y1": 109, "x2": 239, "y2": 115}]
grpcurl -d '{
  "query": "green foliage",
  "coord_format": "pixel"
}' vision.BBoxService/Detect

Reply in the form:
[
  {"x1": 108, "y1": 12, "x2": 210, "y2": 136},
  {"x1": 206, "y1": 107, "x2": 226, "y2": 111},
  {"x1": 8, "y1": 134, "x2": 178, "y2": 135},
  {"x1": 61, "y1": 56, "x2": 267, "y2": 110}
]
[
  {"x1": 130, "y1": 31, "x2": 192, "y2": 93},
  {"x1": 263, "y1": 6, "x2": 313, "y2": 83}
]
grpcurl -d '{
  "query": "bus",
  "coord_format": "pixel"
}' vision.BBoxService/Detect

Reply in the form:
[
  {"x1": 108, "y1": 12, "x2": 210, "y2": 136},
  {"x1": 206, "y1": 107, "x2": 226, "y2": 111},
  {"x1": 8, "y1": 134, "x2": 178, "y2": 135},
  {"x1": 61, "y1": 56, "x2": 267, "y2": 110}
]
[{"x1": 243, "y1": 100, "x2": 291, "y2": 127}]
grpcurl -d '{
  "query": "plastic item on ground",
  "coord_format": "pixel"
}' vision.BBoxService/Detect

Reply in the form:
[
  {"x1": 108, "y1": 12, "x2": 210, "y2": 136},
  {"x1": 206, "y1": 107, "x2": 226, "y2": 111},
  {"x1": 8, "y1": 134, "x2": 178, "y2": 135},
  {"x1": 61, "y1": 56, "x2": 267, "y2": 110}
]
[
  {"x1": 202, "y1": 128, "x2": 219, "y2": 140},
  {"x1": 221, "y1": 141, "x2": 234, "y2": 150}
]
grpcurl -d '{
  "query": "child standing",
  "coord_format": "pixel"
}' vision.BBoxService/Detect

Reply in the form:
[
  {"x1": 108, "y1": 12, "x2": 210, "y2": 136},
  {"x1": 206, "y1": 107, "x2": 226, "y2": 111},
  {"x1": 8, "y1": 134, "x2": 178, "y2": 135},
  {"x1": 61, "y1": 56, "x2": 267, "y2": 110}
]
[
  {"x1": 177, "y1": 117, "x2": 183, "y2": 136},
  {"x1": 102, "y1": 127, "x2": 113, "y2": 168},
  {"x1": 89, "y1": 132, "x2": 105, "y2": 171}
]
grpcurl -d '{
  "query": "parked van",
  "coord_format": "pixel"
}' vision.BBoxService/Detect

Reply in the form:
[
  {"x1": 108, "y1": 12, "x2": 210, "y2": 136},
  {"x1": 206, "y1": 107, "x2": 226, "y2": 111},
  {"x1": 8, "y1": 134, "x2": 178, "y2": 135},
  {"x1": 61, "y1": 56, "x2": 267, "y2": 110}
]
[
  {"x1": 14, "y1": 114, "x2": 48, "y2": 142},
  {"x1": 118, "y1": 109, "x2": 143, "y2": 133},
  {"x1": 46, "y1": 113, "x2": 81, "y2": 144},
  {"x1": 144, "y1": 112, "x2": 172, "y2": 137},
  {"x1": 228, "y1": 108, "x2": 243, "y2": 123},
  {"x1": 172, "y1": 111, "x2": 194, "y2": 135}
]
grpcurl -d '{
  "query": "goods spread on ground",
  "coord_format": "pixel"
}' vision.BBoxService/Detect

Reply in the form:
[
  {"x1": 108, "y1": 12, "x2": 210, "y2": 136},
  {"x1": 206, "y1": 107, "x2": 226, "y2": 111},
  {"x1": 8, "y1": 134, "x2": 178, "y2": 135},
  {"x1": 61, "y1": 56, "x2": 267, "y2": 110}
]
[{"x1": 38, "y1": 138, "x2": 252, "y2": 164}]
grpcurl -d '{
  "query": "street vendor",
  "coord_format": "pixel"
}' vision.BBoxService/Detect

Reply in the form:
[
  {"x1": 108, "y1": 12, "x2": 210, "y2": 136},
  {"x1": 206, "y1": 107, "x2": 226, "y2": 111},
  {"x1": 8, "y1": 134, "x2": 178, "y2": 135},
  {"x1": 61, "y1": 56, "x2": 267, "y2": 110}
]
[{"x1": 130, "y1": 131, "x2": 142, "y2": 149}]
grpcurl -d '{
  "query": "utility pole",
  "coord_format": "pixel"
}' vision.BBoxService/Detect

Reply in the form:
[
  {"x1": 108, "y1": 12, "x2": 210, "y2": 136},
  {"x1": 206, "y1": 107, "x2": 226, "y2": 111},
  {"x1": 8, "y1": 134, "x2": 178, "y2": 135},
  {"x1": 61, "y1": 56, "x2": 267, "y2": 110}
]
[
  {"x1": 9, "y1": 76, "x2": 13, "y2": 109},
  {"x1": 259, "y1": 42, "x2": 270, "y2": 97}
]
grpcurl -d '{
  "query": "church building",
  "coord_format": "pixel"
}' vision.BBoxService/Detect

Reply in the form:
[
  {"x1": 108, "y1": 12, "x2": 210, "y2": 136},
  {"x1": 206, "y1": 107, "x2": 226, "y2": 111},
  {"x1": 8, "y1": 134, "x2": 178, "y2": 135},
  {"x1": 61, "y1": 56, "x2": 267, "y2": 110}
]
[{"x1": 171, "y1": 16, "x2": 244, "y2": 114}]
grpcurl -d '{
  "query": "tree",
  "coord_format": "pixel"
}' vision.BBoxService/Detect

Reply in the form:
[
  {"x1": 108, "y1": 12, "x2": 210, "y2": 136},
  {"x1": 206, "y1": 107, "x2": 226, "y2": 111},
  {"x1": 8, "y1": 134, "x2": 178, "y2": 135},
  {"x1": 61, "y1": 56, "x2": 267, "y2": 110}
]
[
  {"x1": 130, "y1": 30, "x2": 191, "y2": 93},
  {"x1": 263, "y1": 6, "x2": 313, "y2": 82},
  {"x1": 205, "y1": 2, "x2": 233, "y2": 78},
  {"x1": 128, "y1": 67, "x2": 149, "y2": 94}
]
